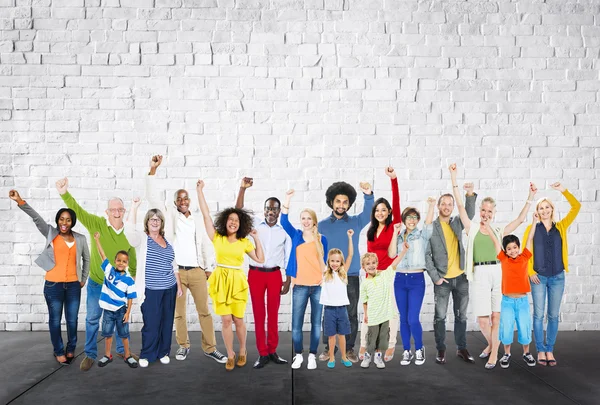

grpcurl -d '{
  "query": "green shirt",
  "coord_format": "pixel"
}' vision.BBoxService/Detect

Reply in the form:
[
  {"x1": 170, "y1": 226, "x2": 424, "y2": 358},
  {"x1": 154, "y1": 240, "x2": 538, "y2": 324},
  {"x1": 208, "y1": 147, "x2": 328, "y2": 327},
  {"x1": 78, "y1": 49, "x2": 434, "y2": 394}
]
[
  {"x1": 473, "y1": 231, "x2": 497, "y2": 263},
  {"x1": 360, "y1": 266, "x2": 396, "y2": 326},
  {"x1": 61, "y1": 192, "x2": 136, "y2": 285}
]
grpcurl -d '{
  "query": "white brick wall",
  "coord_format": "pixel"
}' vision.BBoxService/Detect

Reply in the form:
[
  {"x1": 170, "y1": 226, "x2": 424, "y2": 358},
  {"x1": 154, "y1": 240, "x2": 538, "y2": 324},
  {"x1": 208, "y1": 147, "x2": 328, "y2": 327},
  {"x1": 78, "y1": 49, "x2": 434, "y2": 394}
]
[{"x1": 1, "y1": 0, "x2": 599, "y2": 332}]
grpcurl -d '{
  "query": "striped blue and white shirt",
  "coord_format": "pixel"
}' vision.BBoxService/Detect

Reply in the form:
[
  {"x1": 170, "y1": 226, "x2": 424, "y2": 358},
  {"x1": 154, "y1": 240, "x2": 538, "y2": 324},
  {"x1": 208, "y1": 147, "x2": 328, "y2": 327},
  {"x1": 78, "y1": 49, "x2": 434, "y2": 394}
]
[
  {"x1": 99, "y1": 259, "x2": 137, "y2": 312},
  {"x1": 145, "y1": 235, "x2": 177, "y2": 290}
]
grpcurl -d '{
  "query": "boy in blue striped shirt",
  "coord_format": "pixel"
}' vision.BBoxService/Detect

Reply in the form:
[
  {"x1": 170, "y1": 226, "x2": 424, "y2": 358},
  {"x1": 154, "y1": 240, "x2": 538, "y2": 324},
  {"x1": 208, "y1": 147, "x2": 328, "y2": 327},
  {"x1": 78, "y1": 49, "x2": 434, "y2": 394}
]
[{"x1": 94, "y1": 232, "x2": 138, "y2": 368}]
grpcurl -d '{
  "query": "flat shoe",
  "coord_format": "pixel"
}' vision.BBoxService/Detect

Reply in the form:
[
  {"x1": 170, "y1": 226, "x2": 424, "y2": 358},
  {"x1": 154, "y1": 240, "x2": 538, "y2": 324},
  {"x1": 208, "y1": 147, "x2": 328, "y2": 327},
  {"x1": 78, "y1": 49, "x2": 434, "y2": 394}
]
[
  {"x1": 538, "y1": 358, "x2": 547, "y2": 366},
  {"x1": 547, "y1": 359, "x2": 557, "y2": 367},
  {"x1": 327, "y1": 360, "x2": 335, "y2": 369},
  {"x1": 226, "y1": 356, "x2": 236, "y2": 371},
  {"x1": 384, "y1": 348, "x2": 395, "y2": 362},
  {"x1": 479, "y1": 351, "x2": 490, "y2": 359},
  {"x1": 237, "y1": 352, "x2": 247, "y2": 367},
  {"x1": 485, "y1": 362, "x2": 496, "y2": 370}
]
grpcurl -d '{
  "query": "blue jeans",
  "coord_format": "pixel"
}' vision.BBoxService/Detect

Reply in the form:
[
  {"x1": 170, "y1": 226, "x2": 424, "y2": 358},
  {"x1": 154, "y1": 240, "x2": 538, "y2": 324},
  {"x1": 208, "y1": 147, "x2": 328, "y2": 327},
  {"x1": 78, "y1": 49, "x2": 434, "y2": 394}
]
[
  {"x1": 394, "y1": 272, "x2": 426, "y2": 351},
  {"x1": 102, "y1": 306, "x2": 130, "y2": 339},
  {"x1": 43, "y1": 281, "x2": 81, "y2": 356},
  {"x1": 292, "y1": 285, "x2": 322, "y2": 354},
  {"x1": 85, "y1": 279, "x2": 124, "y2": 360},
  {"x1": 531, "y1": 272, "x2": 565, "y2": 353}
]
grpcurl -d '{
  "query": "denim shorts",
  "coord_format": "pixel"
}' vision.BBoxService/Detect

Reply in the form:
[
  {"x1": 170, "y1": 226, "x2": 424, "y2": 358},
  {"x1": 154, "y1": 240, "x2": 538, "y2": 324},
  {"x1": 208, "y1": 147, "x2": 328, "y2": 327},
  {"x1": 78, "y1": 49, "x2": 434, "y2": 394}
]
[
  {"x1": 323, "y1": 305, "x2": 351, "y2": 337},
  {"x1": 102, "y1": 306, "x2": 130, "y2": 339}
]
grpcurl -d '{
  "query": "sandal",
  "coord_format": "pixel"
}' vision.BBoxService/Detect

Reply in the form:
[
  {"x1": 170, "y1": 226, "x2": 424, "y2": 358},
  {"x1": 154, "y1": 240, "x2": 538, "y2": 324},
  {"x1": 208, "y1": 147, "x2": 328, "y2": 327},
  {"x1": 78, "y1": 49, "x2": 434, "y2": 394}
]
[
  {"x1": 55, "y1": 355, "x2": 69, "y2": 365},
  {"x1": 537, "y1": 353, "x2": 547, "y2": 367},
  {"x1": 124, "y1": 356, "x2": 139, "y2": 368},
  {"x1": 65, "y1": 353, "x2": 75, "y2": 365},
  {"x1": 546, "y1": 353, "x2": 557, "y2": 367},
  {"x1": 384, "y1": 347, "x2": 395, "y2": 362},
  {"x1": 98, "y1": 355, "x2": 113, "y2": 367}
]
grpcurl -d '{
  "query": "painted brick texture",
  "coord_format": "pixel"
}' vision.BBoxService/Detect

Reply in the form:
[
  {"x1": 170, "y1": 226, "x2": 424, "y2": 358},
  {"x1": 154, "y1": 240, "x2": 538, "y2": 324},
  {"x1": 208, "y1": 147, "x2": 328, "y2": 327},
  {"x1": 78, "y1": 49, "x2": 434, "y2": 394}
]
[{"x1": 0, "y1": 0, "x2": 599, "y2": 332}]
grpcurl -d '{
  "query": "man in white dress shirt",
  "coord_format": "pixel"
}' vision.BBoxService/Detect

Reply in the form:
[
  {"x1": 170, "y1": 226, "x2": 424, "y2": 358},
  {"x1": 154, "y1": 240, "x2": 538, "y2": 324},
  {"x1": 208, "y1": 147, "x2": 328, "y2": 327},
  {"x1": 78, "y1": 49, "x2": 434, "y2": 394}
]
[
  {"x1": 236, "y1": 177, "x2": 292, "y2": 369},
  {"x1": 147, "y1": 155, "x2": 226, "y2": 364}
]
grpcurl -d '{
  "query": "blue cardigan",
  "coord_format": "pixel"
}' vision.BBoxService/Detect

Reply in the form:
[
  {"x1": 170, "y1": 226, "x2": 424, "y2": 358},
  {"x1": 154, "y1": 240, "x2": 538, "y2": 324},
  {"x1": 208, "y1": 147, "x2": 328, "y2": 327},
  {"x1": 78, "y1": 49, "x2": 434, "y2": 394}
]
[{"x1": 280, "y1": 213, "x2": 328, "y2": 279}]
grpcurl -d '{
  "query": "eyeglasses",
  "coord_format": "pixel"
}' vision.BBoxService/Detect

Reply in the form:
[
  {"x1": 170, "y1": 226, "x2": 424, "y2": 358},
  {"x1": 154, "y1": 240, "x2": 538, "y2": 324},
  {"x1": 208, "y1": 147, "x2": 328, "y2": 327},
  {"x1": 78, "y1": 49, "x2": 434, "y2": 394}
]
[
  {"x1": 108, "y1": 208, "x2": 126, "y2": 213},
  {"x1": 148, "y1": 218, "x2": 162, "y2": 224},
  {"x1": 264, "y1": 207, "x2": 280, "y2": 212},
  {"x1": 405, "y1": 215, "x2": 419, "y2": 220}
]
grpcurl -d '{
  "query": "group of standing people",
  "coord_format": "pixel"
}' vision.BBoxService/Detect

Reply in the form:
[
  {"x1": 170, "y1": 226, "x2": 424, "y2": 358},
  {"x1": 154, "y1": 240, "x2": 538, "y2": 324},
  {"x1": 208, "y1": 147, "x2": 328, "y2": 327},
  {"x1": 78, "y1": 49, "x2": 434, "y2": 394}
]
[{"x1": 10, "y1": 158, "x2": 580, "y2": 371}]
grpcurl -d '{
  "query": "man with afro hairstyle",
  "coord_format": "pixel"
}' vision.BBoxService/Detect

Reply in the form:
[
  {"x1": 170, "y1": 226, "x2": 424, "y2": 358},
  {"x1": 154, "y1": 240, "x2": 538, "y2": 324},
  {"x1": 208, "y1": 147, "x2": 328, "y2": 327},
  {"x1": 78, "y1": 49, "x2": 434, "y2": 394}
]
[{"x1": 318, "y1": 181, "x2": 374, "y2": 363}]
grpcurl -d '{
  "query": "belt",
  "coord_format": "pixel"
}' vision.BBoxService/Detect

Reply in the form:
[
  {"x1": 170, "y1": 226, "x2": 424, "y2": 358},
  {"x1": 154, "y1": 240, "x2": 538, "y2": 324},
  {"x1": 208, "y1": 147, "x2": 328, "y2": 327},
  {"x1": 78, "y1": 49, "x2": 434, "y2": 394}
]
[
  {"x1": 249, "y1": 265, "x2": 280, "y2": 273},
  {"x1": 474, "y1": 261, "x2": 499, "y2": 266},
  {"x1": 178, "y1": 266, "x2": 197, "y2": 270}
]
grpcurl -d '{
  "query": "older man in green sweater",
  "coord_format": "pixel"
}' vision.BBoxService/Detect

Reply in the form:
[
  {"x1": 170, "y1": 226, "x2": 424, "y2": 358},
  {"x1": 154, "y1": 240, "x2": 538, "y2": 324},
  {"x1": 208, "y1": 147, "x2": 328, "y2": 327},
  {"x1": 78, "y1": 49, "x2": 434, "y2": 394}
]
[{"x1": 56, "y1": 178, "x2": 137, "y2": 371}]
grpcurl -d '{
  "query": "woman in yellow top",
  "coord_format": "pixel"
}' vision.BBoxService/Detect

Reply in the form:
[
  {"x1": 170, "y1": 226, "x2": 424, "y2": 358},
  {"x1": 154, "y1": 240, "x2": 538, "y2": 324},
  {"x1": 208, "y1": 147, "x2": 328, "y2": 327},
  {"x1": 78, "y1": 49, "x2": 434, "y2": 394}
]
[
  {"x1": 196, "y1": 180, "x2": 265, "y2": 371},
  {"x1": 522, "y1": 182, "x2": 581, "y2": 367}
]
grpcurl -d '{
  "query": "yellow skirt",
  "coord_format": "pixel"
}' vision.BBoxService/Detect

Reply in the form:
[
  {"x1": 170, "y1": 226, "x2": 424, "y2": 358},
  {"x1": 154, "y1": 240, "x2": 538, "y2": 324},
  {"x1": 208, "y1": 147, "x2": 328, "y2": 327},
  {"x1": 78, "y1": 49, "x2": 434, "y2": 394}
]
[{"x1": 208, "y1": 267, "x2": 249, "y2": 318}]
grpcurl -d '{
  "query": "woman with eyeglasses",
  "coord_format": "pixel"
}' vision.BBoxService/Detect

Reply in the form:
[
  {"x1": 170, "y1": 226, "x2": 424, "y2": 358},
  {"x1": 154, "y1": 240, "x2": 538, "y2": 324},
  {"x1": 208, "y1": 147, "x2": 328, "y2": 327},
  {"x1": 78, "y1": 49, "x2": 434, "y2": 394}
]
[
  {"x1": 388, "y1": 198, "x2": 436, "y2": 366},
  {"x1": 126, "y1": 198, "x2": 183, "y2": 368}
]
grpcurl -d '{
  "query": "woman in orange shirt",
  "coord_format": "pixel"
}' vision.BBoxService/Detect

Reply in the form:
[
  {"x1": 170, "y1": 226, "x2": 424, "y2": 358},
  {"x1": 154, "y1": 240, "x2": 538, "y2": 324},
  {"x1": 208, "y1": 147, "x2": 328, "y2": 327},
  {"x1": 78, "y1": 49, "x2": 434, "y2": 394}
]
[{"x1": 10, "y1": 190, "x2": 90, "y2": 365}]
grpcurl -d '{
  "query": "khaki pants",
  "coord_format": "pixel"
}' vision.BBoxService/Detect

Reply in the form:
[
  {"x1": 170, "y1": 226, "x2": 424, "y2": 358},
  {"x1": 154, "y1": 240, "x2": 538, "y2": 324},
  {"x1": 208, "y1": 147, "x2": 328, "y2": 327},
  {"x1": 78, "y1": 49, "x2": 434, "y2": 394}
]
[{"x1": 175, "y1": 267, "x2": 217, "y2": 353}]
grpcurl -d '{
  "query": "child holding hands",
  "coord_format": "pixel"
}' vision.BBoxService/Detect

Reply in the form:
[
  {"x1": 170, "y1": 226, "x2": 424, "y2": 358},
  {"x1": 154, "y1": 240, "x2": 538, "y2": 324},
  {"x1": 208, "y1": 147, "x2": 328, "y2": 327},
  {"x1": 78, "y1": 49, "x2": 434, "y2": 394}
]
[
  {"x1": 93, "y1": 232, "x2": 138, "y2": 368},
  {"x1": 361, "y1": 230, "x2": 409, "y2": 369},
  {"x1": 320, "y1": 230, "x2": 354, "y2": 369},
  {"x1": 484, "y1": 215, "x2": 538, "y2": 369}
]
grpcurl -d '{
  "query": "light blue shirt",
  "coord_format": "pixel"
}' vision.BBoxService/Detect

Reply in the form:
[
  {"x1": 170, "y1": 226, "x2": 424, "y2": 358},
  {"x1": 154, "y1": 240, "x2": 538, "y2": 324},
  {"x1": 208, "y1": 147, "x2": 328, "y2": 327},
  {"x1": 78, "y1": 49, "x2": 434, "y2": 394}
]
[{"x1": 397, "y1": 224, "x2": 433, "y2": 271}]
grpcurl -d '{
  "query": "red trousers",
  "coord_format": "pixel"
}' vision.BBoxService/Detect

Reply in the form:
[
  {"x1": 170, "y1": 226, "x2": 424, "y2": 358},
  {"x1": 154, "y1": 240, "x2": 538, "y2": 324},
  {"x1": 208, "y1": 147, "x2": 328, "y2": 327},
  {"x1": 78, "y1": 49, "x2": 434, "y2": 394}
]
[{"x1": 248, "y1": 268, "x2": 282, "y2": 356}]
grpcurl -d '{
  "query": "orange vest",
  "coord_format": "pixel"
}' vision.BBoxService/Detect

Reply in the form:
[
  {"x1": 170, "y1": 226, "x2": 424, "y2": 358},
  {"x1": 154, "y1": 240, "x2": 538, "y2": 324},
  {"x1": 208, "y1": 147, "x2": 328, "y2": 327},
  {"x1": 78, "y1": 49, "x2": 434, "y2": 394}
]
[{"x1": 45, "y1": 236, "x2": 78, "y2": 282}]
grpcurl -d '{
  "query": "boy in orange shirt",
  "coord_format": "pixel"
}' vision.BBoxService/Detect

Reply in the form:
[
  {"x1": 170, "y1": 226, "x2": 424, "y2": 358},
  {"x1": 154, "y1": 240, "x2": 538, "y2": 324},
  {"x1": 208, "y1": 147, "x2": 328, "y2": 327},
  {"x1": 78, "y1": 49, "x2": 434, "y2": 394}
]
[{"x1": 485, "y1": 213, "x2": 538, "y2": 369}]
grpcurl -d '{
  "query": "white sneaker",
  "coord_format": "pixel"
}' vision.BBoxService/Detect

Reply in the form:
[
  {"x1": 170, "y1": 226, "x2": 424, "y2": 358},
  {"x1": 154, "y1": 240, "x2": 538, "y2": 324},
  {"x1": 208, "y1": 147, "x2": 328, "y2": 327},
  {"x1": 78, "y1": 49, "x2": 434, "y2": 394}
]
[
  {"x1": 415, "y1": 347, "x2": 425, "y2": 366},
  {"x1": 159, "y1": 355, "x2": 170, "y2": 365},
  {"x1": 400, "y1": 350, "x2": 413, "y2": 366},
  {"x1": 307, "y1": 353, "x2": 317, "y2": 370},
  {"x1": 138, "y1": 358, "x2": 149, "y2": 368},
  {"x1": 361, "y1": 352, "x2": 371, "y2": 368},
  {"x1": 291, "y1": 353, "x2": 303, "y2": 369},
  {"x1": 374, "y1": 352, "x2": 385, "y2": 369}
]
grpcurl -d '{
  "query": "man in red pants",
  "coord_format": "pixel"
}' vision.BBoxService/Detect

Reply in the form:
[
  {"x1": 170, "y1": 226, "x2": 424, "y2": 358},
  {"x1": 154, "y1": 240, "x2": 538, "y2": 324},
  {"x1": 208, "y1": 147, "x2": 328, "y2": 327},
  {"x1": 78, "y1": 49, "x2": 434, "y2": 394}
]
[{"x1": 236, "y1": 177, "x2": 292, "y2": 368}]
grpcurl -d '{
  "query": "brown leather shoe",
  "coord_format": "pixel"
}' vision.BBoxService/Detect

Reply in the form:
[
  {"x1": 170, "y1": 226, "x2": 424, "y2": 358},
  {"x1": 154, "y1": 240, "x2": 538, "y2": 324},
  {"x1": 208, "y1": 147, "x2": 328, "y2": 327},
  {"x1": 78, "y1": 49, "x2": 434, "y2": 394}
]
[
  {"x1": 226, "y1": 356, "x2": 236, "y2": 371},
  {"x1": 435, "y1": 350, "x2": 446, "y2": 364},
  {"x1": 457, "y1": 349, "x2": 475, "y2": 363},
  {"x1": 80, "y1": 356, "x2": 94, "y2": 371},
  {"x1": 236, "y1": 352, "x2": 247, "y2": 367}
]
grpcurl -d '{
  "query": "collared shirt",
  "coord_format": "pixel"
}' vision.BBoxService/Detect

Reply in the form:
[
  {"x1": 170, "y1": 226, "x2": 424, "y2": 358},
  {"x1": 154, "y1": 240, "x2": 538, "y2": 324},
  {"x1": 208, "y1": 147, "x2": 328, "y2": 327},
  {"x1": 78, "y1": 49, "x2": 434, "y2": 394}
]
[
  {"x1": 99, "y1": 259, "x2": 137, "y2": 311},
  {"x1": 172, "y1": 211, "x2": 200, "y2": 267},
  {"x1": 105, "y1": 218, "x2": 124, "y2": 235},
  {"x1": 533, "y1": 222, "x2": 564, "y2": 277},
  {"x1": 250, "y1": 217, "x2": 291, "y2": 269}
]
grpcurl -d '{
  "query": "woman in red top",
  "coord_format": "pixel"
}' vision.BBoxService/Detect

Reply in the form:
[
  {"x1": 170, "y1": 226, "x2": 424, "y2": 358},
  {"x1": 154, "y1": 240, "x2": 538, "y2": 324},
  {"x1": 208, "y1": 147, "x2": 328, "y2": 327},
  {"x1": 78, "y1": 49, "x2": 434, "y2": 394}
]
[{"x1": 359, "y1": 167, "x2": 401, "y2": 362}]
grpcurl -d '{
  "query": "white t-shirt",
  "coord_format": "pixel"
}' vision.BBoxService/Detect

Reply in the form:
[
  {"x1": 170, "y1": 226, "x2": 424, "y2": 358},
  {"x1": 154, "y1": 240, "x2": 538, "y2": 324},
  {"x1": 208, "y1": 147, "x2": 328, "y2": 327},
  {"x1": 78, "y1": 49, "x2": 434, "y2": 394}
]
[{"x1": 320, "y1": 271, "x2": 350, "y2": 306}]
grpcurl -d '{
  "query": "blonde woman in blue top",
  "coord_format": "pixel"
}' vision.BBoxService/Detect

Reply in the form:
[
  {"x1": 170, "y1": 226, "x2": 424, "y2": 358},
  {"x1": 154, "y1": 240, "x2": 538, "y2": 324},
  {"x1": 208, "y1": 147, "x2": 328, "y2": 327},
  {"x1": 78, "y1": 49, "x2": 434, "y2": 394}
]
[{"x1": 388, "y1": 197, "x2": 436, "y2": 366}]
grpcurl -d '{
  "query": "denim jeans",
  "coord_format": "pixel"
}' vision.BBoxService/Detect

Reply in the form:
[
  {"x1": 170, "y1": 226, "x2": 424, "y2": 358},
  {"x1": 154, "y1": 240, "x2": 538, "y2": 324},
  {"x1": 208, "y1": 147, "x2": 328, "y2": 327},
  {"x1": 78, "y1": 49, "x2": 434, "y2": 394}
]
[
  {"x1": 394, "y1": 272, "x2": 426, "y2": 351},
  {"x1": 85, "y1": 279, "x2": 124, "y2": 360},
  {"x1": 433, "y1": 274, "x2": 469, "y2": 351},
  {"x1": 292, "y1": 285, "x2": 322, "y2": 354},
  {"x1": 323, "y1": 275, "x2": 359, "y2": 351},
  {"x1": 102, "y1": 306, "x2": 130, "y2": 339},
  {"x1": 531, "y1": 271, "x2": 565, "y2": 352},
  {"x1": 43, "y1": 281, "x2": 81, "y2": 356}
]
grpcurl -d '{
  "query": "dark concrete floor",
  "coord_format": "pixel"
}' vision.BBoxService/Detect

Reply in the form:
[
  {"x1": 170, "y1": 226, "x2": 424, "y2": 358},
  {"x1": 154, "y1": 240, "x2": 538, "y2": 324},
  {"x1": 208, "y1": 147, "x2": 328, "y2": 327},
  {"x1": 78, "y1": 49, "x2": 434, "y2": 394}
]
[{"x1": 1, "y1": 331, "x2": 598, "y2": 405}]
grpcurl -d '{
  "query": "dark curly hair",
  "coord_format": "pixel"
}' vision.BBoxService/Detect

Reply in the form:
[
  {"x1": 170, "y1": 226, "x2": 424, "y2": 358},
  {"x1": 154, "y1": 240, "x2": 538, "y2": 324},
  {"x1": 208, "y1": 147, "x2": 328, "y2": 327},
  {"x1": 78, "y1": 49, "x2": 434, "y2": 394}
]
[
  {"x1": 325, "y1": 182, "x2": 357, "y2": 209},
  {"x1": 214, "y1": 207, "x2": 254, "y2": 239},
  {"x1": 367, "y1": 198, "x2": 392, "y2": 242},
  {"x1": 55, "y1": 208, "x2": 77, "y2": 229}
]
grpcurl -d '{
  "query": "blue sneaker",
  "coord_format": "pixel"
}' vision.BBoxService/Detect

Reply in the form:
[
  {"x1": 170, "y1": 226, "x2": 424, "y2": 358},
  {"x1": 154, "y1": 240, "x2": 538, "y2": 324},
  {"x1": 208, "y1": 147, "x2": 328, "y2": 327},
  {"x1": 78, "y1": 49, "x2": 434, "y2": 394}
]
[
  {"x1": 341, "y1": 359, "x2": 352, "y2": 367},
  {"x1": 327, "y1": 360, "x2": 335, "y2": 369}
]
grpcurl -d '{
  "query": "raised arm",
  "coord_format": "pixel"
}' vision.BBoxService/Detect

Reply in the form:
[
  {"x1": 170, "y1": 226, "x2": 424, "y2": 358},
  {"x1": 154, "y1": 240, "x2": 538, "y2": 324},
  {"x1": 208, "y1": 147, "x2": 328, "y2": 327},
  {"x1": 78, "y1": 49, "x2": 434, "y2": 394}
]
[
  {"x1": 93, "y1": 232, "x2": 107, "y2": 262},
  {"x1": 10, "y1": 190, "x2": 52, "y2": 237},
  {"x1": 196, "y1": 180, "x2": 215, "y2": 241},
  {"x1": 388, "y1": 223, "x2": 402, "y2": 258},
  {"x1": 356, "y1": 182, "x2": 374, "y2": 228},
  {"x1": 146, "y1": 155, "x2": 167, "y2": 211},
  {"x1": 235, "y1": 177, "x2": 253, "y2": 209},
  {"x1": 125, "y1": 197, "x2": 142, "y2": 248},
  {"x1": 526, "y1": 213, "x2": 539, "y2": 252},
  {"x1": 503, "y1": 182, "x2": 537, "y2": 236},
  {"x1": 552, "y1": 182, "x2": 581, "y2": 228},
  {"x1": 390, "y1": 241, "x2": 410, "y2": 269},
  {"x1": 449, "y1": 163, "x2": 472, "y2": 235},
  {"x1": 55, "y1": 177, "x2": 103, "y2": 230},
  {"x1": 346, "y1": 229, "x2": 355, "y2": 266},
  {"x1": 484, "y1": 220, "x2": 502, "y2": 255},
  {"x1": 385, "y1": 167, "x2": 402, "y2": 225},
  {"x1": 425, "y1": 197, "x2": 436, "y2": 225},
  {"x1": 246, "y1": 229, "x2": 265, "y2": 264}
]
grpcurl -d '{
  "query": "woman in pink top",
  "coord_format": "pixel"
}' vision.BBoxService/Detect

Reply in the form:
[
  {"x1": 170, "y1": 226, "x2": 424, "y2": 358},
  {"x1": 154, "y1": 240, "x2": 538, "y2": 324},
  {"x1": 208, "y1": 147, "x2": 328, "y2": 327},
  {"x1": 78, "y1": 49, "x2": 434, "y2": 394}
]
[{"x1": 359, "y1": 167, "x2": 401, "y2": 362}]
